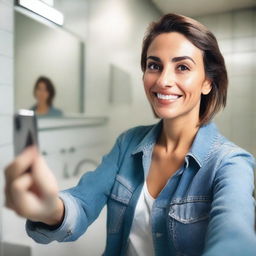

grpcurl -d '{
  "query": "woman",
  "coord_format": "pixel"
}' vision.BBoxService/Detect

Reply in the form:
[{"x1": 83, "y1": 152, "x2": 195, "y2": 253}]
[
  {"x1": 5, "y1": 14, "x2": 256, "y2": 256},
  {"x1": 31, "y1": 76, "x2": 63, "y2": 117}
]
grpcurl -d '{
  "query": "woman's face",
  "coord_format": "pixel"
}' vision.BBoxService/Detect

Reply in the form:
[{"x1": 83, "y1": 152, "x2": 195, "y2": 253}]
[
  {"x1": 35, "y1": 82, "x2": 49, "y2": 105},
  {"x1": 143, "y1": 32, "x2": 211, "y2": 122}
]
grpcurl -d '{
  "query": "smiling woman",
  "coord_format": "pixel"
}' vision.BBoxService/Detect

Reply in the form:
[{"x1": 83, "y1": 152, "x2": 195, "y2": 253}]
[{"x1": 4, "y1": 13, "x2": 256, "y2": 256}]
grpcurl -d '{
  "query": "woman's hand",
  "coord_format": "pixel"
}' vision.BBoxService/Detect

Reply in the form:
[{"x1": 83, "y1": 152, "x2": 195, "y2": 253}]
[{"x1": 4, "y1": 146, "x2": 64, "y2": 226}]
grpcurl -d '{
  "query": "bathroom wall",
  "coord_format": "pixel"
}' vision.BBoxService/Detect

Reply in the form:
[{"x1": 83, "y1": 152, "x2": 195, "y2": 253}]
[
  {"x1": 195, "y1": 8, "x2": 256, "y2": 157},
  {"x1": 0, "y1": 0, "x2": 14, "y2": 255},
  {"x1": 54, "y1": 0, "x2": 88, "y2": 41},
  {"x1": 84, "y1": 0, "x2": 161, "y2": 148}
]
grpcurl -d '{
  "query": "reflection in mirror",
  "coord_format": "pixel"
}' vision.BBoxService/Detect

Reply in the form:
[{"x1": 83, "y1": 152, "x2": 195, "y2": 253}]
[{"x1": 14, "y1": 9, "x2": 84, "y2": 116}]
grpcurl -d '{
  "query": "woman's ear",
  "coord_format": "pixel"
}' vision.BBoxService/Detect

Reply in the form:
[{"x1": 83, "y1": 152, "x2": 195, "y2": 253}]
[{"x1": 201, "y1": 78, "x2": 212, "y2": 95}]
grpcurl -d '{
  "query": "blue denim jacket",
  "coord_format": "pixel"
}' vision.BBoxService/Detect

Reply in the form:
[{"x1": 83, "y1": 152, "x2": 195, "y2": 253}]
[{"x1": 26, "y1": 120, "x2": 256, "y2": 256}]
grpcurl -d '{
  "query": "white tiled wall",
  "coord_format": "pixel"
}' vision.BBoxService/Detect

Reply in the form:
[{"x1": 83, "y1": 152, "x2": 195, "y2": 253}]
[
  {"x1": 0, "y1": 0, "x2": 14, "y2": 255},
  {"x1": 0, "y1": 1, "x2": 13, "y2": 32},
  {"x1": 85, "y1": 0, "x2": 162, "y2": 148},
  {"x1": 196, "y1": 8, "x2": 256, "y2": 157}
]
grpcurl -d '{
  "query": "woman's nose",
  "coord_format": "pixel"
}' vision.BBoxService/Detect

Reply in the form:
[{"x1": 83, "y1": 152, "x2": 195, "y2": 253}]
[{"x1": 156, "y1": 68, "x2": 175, "y2": 87}]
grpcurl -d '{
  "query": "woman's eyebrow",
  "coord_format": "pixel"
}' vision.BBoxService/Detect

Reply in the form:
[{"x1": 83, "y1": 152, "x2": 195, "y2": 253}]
[
  {"x1": 172, "y1": 56, "x2": 196, "y2": 64},
  {"x1": 146, "y1": 56, "x2": 161, "y2": 62},
  {"x1": 146, "y1": 55, "x2": 196, "y2": 64}
]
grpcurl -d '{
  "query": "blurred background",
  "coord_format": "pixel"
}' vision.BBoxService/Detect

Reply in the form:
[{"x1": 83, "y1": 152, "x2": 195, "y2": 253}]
[{"x1": 0, "y1": 0, "x2": 256, "y2": 255}]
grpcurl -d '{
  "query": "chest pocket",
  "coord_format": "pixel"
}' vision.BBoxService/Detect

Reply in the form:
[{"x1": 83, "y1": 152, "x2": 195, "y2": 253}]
[
  {"x1": 107, "y1": 175, "x2": 133, "y2": 234},
  {"x1": 168, "y1": 198, "x2": 211, "y2": 256}
]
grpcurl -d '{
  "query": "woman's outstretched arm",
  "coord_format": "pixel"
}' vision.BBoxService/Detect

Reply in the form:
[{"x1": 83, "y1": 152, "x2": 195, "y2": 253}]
[
  {"x1": 202, "y1": 149, "x2": 256, "y2": 256},
  {"x1": 25, "y1": 132, "x2": 124, "y2": 244}
]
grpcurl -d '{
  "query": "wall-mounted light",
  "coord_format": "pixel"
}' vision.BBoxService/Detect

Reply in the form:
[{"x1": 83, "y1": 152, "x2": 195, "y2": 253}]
[
  {"x1": 16, "y1": 0, "x2": 64, "y2": 26},
  {"x1": 41, "y1": 0, "x2": 54, "y2": 6}
]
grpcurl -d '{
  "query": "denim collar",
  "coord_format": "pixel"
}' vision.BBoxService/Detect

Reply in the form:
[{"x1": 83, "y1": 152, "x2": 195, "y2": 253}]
[
  {"x1": 131, "y1": 119, "x2": 220, "y2": 169},
  {"x1": 131, "y1": 119, "x2": 163, "y2": 156}
]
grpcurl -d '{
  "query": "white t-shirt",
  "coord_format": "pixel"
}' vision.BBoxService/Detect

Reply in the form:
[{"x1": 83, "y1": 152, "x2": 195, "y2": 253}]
[{"x1": 126, "y1": 181, "x2": 155, "y2": 256}]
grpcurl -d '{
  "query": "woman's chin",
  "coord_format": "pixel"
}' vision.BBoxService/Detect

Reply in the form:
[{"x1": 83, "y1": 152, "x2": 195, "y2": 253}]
[{"x1": 154, "y1": 109, "x2": 177, "y2": 120}]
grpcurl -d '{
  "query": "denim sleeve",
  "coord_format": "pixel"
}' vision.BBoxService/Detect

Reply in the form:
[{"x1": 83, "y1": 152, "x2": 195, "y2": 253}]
[
  {"x1": 26, "y1": 131, "x2": 124, "y2": 244},
  {"x1": 202, "y1": 149, "x2": 256, "y2": 256}
]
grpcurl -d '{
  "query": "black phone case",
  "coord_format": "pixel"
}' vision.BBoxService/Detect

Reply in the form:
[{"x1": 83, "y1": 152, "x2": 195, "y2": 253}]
[{"x1": 14, "y1": 110, "x2": 39, "y2": 156}]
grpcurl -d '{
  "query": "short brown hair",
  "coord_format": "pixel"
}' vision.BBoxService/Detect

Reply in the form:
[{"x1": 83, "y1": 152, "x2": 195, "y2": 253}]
[
  {"x1": 141, "y1": 13, "x2": 228, "y2": 126},
  {"x1": 33, "y1": 76, "x2": 56, "y2": 106}
]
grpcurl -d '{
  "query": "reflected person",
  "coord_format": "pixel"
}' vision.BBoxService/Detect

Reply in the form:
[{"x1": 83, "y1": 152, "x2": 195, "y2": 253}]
[
  {"x1": 31, "y1": 76, "x2": 63, "y2": 117},
  {"x1": 5, "y1": 13, "x2": 256, "y2": 256}
]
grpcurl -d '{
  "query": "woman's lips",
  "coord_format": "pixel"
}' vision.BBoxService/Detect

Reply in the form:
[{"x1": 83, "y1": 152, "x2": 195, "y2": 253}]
[{"x1": 153, "y1": 92, "x2": 182, "y2": 105}]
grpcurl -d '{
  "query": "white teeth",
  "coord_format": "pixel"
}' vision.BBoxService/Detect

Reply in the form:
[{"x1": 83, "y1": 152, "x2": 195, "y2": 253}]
[{"x1": 156, "y1": 93, "x2": 180, "y2": 100}]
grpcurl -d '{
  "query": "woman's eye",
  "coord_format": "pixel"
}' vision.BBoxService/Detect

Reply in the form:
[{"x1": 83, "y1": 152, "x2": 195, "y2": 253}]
[
  {"x1": 147, "y1": 62, "x2": 161, "y2": 71},
  {"x1": 177, "y1": 65, "x2": 189, "y2": 71}
]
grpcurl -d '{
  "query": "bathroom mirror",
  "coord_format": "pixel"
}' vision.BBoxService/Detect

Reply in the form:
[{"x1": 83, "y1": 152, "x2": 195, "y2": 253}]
[{"x1": 14, "y1": 8, "x2": 85, "y2": 116}]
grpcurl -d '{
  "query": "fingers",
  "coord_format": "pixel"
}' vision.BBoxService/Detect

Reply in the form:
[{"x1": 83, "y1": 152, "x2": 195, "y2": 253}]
[
  {"x1": 5, "y1": 145, "x2": 38, "y2": 186},
  {"x1": 31, "y1": 155, "x2": 59, "y2": 197},
  {"x1": 10, "y1": 173, "x2": 41, "y2": 217},
  {"x1": 4, "y1": 146, "x2": 59, "y2": 221},
  {"x1": 11, "y1": 172, "x2": 33, "y2": 194},
  {"x1": 4, "y1": 145, "x2": 38, "y2": 211},
  {"x1": 4, "y1": 185, "x2": 15, "y2": 210},
  {"x1": 5, "y1": 173, "x2": 33, "y2": 210}
]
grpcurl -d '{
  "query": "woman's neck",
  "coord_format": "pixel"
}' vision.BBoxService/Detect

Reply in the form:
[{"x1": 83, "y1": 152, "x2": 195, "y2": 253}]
[
  {"x1": 36, "y1": 102, "x2": 49, "y2": 114},
  {"x1": 159, "y1": 116, "x2": 200, "y2": 155}
]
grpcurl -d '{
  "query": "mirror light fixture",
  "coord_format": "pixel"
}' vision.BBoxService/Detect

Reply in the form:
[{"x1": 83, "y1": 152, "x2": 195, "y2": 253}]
[
  {"x1": 41, "y1": 0, "x2": 54, "y2": 6},
  {"x1": 16, "y1": 0, "x2": 64, "y2": 26}
]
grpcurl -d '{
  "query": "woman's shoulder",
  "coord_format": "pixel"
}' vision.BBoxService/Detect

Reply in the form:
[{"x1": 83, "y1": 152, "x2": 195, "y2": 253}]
[
  {"x1": 210, "y1": 127, "x2": 255, "y2": 168},
  {"x1": 188, "y1": 121, "x2": 255, "y2": 169},
  {"x1": 116, "y1": 121, "x2": 160, "y2": 152},
  {"x1": 118, "y1": 122, "x2": 156, "y2": 142},
  {"x1": 48, "y1": 106, "x2": 63, "y2": 116}
]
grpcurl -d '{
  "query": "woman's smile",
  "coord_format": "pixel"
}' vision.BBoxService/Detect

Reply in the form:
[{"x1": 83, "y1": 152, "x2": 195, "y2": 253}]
[{"x1": 153, "y1": 92, "x2": 183, "y2": 105}]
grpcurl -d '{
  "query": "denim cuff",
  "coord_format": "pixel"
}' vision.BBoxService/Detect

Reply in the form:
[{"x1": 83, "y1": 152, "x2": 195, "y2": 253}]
[{"x1": 26, "y1": 191, "x2": 80, "y2": 244}]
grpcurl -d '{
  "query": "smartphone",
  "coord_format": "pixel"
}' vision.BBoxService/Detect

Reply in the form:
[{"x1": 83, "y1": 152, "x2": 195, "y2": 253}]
[{"x1": 14, "y1": 109, "x2": 39, "y2": 156}]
